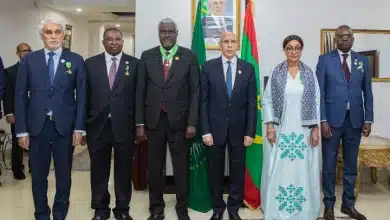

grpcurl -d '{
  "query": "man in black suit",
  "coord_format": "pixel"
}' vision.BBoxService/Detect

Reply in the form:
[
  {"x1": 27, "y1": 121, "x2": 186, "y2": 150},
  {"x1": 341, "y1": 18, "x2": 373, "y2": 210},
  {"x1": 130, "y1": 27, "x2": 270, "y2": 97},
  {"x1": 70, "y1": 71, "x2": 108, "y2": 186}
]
[
  {"x1": 200, "y1": 32, "x2": 257, "y2": 220},
  {"x1": 135, "y1": 18, "x2": 200, "y2": 220},
  {"x1": 3, "y1": 43, "x2": 31, "y2": 180},
  {"x1": 85, "y1": 28, "x2": 138, "y2": 220}
]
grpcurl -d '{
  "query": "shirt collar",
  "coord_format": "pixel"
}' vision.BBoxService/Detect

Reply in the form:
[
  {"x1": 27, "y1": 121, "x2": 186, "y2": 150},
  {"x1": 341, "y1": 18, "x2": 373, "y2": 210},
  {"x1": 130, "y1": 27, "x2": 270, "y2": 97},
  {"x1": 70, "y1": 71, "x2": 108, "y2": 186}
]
[
  {"x1": 44, "y1": 47, "x2": 62, "y2": 57},
  {"x1": 222, "y1": 55, "x2": 237, "y2": 64},
  {"x1": 337, "y1": 49, "x2": 351, "y2": 57},
  {"x1": 105, "y1": 51, "x2": 123, "y2": 62}
]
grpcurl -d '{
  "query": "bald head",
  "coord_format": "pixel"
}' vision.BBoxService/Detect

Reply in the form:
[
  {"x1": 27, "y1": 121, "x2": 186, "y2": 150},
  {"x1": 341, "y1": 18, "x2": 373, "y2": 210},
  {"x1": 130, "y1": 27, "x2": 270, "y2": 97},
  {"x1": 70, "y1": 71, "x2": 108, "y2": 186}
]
[
  {"x1": 16, "y1": 43, "x2": 31, "y2": 60},
  {"x1": 219, "y1": 32, "x2": 238, "y2": 59},
  {"x1": 334, "y1": 25, "x2": 354, "y2": 53}
]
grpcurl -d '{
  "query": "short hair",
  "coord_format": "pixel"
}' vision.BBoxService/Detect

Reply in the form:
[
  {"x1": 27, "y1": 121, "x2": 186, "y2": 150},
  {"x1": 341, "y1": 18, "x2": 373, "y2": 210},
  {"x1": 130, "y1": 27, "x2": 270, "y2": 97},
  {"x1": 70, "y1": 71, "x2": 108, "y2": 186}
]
[
  {"x1": 103, "y1": 27, "x2": 123, "y2": 39},
  {"x1": 336, "y1": 25, "x2": 353, "y2": 34},
  {"x1": 16, "y1": 43, "x2": 30, "y2": 52},
  {"x1": 158, "y1": 18, "x2": 178, "y2": 31},
  {"x1": 38, "y1": 18, "x2": 66, "y2": 35},
  {"x1": 282, "y1": 35, "x2": 304, "y2": 48}
]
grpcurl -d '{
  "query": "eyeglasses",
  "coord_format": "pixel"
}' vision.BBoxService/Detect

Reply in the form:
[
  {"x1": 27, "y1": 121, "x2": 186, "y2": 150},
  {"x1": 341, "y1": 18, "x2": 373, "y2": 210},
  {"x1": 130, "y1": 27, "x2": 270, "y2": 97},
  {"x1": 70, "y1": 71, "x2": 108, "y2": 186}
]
[
  {"x1": 285, "y1": 46, "x2": 302, "y2": 53},
  {"x1": 335, "y1": 34, "x2": 353, "y2": 40}
]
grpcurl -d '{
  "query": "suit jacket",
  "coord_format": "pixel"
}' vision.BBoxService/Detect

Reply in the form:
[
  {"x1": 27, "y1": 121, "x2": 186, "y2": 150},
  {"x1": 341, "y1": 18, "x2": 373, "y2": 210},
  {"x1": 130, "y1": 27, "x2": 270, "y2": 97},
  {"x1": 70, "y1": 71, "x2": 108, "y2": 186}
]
[
  {"x1": 85, "y1": 52, "x2": 138, "y2": 143},
  {"x1": 0, "y1": 57, "x2": 5, "y2": 114},
  {"x1": 4, "y1": 62, "x2": 19, "y2": 115},
  {"x1": 200, "y1": 57, "x2": 257, "y2": 146},
  {"x1": 316, "y1": 49, "x2": 374, "y2": 128},
  {"x1": 14, "y1": 49, "x2": 86, "y2": 136},
  {"x1": 135, "y1": 46, "x2": 200, "y2": 130}
]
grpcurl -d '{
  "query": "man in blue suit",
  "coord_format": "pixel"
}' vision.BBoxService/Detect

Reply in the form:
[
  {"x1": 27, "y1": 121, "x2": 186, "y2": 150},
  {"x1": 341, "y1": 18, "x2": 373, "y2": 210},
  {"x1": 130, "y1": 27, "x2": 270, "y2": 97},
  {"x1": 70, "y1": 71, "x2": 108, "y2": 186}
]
[
  {"x1": 200, "y1": 32, "x2": 257, "y2": 220},
  {"x1": 15, "y1": 19, "x2": 86, "y2": 220},
  {"x1": 316, "y1": 25, "x2": 373, "y2": 220}
]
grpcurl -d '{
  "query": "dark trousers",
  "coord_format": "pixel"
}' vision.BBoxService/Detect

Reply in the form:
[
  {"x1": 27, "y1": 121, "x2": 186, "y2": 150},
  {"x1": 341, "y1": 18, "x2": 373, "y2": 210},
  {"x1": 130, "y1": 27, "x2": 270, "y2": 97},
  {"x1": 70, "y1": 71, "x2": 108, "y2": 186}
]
[
  {"x1": 207, "y1": 137, "x2": 245, "y2": 215},
  {"x1": 147, "y1": 112, "x2": 189, "y2": 216},
  {"x1": 322, "y1": 111, "x2": 361, "y2": 208},
  {"x1": 29, "y1": 118, "x2": 73, "y2": 220},
  {"x1": 88, "y1": 119, "x2": 135, "y2": 218},
  {"x1": 11, "y1": 124, "x2": 24, "y2": 174}
]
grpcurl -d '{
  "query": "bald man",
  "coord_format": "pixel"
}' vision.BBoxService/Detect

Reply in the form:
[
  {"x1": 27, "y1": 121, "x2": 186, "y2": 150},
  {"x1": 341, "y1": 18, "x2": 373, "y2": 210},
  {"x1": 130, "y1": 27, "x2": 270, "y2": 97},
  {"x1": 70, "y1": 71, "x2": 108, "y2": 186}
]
[
  {"x1": 200, "y1": 32, "x2": 257, "y2": 220},
  {"x1": 4, "y1": 43, "x2": 32, "y2": 180}
]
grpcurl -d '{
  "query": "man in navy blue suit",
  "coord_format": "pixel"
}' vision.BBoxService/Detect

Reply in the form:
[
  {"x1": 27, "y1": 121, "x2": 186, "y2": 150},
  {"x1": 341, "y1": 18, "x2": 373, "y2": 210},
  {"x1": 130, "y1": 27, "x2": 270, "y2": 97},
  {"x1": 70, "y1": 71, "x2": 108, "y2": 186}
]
[
  {"x1": 15, "y1": 18, "x2": 86, "y2": 220},
  {"x1": 200, "y1": 32, "x2": 257, "y2": 220},
  {"x1": 316, "y1": 25, "x2": 373, "y2": 220}
]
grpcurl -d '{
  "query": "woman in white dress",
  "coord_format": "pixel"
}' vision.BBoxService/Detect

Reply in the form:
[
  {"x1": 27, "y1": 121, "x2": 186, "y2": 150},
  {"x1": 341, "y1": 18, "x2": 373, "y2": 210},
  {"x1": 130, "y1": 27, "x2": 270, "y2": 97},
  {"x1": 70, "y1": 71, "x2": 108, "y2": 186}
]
[{"x1": 261, "y1": 35, "x2": 321, "y2": 220}]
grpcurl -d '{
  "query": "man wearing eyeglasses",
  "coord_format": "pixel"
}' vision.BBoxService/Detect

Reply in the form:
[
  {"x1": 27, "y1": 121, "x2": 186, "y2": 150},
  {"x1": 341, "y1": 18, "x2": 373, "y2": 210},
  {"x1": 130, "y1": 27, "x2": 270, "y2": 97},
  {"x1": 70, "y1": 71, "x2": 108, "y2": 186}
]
[
  {"x1": 316, "y1": 25, "x2": 372, "y2": 220},
  {"x1": 3, "y1": 43, "x2": 32, "y2": 180}
]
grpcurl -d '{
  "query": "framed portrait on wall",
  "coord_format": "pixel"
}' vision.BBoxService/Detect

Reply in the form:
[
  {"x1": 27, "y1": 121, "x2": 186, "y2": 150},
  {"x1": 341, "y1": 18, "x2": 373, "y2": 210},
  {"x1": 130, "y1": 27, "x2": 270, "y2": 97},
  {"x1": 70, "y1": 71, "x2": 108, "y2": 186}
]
[
  {"x1": 63, "y1": 24, "x2": 73, "y2": 50},
  {"x1": 192, "y1": 0, "x2": 241, "y2": 50}
]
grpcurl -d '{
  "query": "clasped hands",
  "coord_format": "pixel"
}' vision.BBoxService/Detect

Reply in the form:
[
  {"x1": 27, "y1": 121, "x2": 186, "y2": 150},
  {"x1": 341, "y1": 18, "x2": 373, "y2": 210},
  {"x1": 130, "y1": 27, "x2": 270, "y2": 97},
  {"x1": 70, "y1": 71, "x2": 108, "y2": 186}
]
[{"x1": 135, "y1": 125, "x2": 197, "y2": 142}]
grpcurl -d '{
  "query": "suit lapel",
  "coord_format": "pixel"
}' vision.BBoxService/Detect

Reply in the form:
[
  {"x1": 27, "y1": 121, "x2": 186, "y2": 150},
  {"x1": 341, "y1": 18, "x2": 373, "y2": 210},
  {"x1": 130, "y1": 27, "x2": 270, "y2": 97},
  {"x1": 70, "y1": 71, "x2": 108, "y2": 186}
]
[
  {"x1": 153, "y1": 47, "x2": 166, "y2": 86},
  {"x1": 166, "y1": 47, "x2": 181, "y2": 82},
  {"x1": 349, "y1": 51, "x2": 359, "y2": 85},
  {"x1": 231, "y1": 59, "x2": 243, "y2": 98},
  {"x1": 217, "y1": 57, "x2": 229, "y2": 99},
  {"x1": 37, "y1": 49, "x2": 51, "y2": 88},
  {"x1": 53, "y1": 50, "x2": 67, "y2": 88},
  {"x1": 112, "y1": 54, "x2": 126, "y2": 90},
  {"x1": 331, "y1": 50, "x2": 347, "y2": 84}
]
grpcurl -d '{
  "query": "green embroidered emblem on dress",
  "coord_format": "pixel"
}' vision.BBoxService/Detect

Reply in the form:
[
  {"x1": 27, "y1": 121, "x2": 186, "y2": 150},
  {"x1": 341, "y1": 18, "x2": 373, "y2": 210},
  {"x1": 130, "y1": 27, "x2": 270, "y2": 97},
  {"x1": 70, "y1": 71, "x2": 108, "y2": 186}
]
[
  {"x1": 279, "y1": 132, "x2": 307, "y2": 161},
  {"x1": 276, "y1": 184, "x2": 306, "y2": 215}
]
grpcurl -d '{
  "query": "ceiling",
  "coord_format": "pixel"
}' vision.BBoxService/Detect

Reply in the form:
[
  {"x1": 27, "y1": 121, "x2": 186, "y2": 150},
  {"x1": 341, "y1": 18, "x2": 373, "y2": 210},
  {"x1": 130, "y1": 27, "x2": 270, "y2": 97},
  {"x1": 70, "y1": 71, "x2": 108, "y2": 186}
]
[{"x1": 37, "y1": 0, "x2": 136, "y2": 31}]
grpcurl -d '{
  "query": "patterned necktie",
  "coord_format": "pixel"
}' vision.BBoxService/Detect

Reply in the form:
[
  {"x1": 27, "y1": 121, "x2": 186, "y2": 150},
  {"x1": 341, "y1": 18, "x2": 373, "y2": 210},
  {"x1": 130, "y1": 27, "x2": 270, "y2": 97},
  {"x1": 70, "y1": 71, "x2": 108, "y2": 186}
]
[
  {"x1": 48, "y1": 52, "x2": 55, "y2": 86},
  {"x1": 163, "y1": 51, "x2": 170, "y2": 80},
  {"x1": 342, "y1": 54, "x2": 350, "y2": 81},
  {"x1": 226, "y1": 60, "x2": 233, "y2": 98},
  {"x1": 108, "y1": 57, "x2": 117, "y2": 89}
]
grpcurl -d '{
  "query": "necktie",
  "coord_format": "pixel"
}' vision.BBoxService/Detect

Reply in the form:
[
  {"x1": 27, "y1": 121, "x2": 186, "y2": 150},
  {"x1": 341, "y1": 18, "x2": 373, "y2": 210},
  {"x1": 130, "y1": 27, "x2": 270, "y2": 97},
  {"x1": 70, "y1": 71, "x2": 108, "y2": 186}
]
[
  {"x1": 226, "y1": 61, "x2": 233, "y2": 98},
  {"x1": 161, "y1": 52, "x2": 170, "y2": 112},
  {"x1": 108, "y1": 57, "x2": 117, "y2": 89},
  {"x1": 163, "y1": 51, "x2": 170, "y2": 80},
  {"x1": 48, "y1": 52, "x2": 55, "y2": 86},
  {"x1": 342, "y1": 54, "x2": 350, "y2": 81}
]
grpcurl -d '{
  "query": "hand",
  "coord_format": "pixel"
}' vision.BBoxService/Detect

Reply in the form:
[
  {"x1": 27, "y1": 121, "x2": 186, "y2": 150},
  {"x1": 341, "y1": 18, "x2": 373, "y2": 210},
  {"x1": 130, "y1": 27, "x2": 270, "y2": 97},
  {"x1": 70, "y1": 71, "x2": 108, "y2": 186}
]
[
  {"x1": 136, "y1": 125, "x2": 147, "y2": 142},
  {"x1": 202, "y1": 135, "x2": 214, "y2": 147},
  {"x1": 243, "y1": 136, "x2": 253, "y2": 147},
  {"x1": 185, "y1": 126, "x2": 196, "y2": 139},
  {"x1": 362, "y1": 123, "x2": 372, "y2": 137},
  {"x1": 267, "y1": 125, "x2": 276, "y2": 145},
  {"x1": 18, "y1": 136, "x2": 30, "y2": 150},
  {"x1": 72, "y1": 132, "x2": 82, "y2": 146},
  {"x1": 81, "y1": 136, "x2": 87, "y2": 146},
  {"x1": 321, "y1": 121, "x2": 332, "y2": 139},
  {"x1": 6, "y1": 115, "x2": 15, "y2": 124},
  {"x1": 310, "y1": 127, "x2": 319, "y2": 147}
]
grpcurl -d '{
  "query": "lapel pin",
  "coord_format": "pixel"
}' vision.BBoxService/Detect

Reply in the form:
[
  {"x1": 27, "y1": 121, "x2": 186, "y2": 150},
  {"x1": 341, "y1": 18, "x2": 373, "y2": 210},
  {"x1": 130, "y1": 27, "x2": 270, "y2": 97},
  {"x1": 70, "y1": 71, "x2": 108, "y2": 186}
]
[
  {"x1": 175, "y1": 56, "x2": 180, "y2": 61},
  {"x1": 238, "y1": 70, "x2": 242, "y2": 74},
  {"x1": 125, "y1": 61, "x2": 129, "y2": 65},
  {"x1": 60, "y1": 59, "x2": 65, "y2": 64}
]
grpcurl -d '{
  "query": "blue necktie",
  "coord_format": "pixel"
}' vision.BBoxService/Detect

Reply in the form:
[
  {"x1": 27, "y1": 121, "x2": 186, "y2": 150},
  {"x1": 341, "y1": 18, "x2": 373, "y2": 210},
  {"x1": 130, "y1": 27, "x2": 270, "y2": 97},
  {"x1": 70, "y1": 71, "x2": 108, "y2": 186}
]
[
  {"x1": 48, "y1": 52, "x2": 55, "y2": 86},
  {"x1": 226, "y1": 60, "x2": 232, "y2": 98}
]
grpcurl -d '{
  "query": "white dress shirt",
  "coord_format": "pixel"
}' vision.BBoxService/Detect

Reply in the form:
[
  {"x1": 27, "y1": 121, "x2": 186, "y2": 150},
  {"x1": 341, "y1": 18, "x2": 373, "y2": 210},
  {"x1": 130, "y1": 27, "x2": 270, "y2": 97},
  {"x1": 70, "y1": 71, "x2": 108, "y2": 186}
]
[
  {"x1": 203, "y1": 55, "x2": 237, "y2": 138},
  {"x1": 105, "y1": 51, "x2": 122, "y2": 75}
]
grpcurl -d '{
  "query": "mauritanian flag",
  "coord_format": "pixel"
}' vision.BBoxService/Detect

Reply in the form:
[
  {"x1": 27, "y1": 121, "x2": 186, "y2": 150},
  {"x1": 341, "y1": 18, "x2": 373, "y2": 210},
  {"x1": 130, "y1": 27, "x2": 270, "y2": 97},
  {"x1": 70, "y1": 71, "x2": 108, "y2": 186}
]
[
  {"x1": 241, "y1": 0, "x2": 263, "y2": 209},
  {"x1": 188, "y1": 0, "x2": 212, "y2": 213}
]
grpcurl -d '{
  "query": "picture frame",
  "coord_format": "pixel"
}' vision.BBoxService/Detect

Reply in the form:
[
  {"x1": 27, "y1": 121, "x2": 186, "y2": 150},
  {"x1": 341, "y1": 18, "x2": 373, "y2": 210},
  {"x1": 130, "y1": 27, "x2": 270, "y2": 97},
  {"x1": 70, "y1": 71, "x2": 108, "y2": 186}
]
[
  {"x1": 357, "y1": 50, "x2": 378, "y2": 78},
  {"x1": 63, "y1": 24, "x2": 73, "y2": 51},
  {"x1": 192, "y1": 0, "x2": 241, "y2": 50}
]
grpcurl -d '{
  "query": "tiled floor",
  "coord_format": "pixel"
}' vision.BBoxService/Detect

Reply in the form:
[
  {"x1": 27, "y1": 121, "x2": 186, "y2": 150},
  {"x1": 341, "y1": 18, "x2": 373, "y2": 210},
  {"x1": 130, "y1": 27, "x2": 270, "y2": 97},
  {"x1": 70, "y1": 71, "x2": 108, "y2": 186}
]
[{"x1": 0, "y1": 147, "x2": 389, "y2": 220}]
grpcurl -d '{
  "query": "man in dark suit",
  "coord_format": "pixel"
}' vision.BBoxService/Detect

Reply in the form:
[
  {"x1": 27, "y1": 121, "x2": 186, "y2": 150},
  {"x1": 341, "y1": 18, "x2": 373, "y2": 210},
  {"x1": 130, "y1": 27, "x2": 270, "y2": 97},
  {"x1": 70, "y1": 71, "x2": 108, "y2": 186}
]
[
  {"x1": 0, "y1": 56, "x2": 4, "y2": 112},
  {"x1": 316, "y1": 25, "x2": 372, "y2": 220},
  {"x1": 200, "y1": 32, "x2": 257, "y2": 220},
  {"x1": 84, "y1": 27, "x2": 138, "y2": 220},
  {"x1": 15, "y1": 19, "x2": 86, "y2": 220},
  {"x1": 136, "y1": 18, "x2": 200, "y2": 220},
  {"x1": 3, "y1": 43, "x2": 31, "y2": 180}
]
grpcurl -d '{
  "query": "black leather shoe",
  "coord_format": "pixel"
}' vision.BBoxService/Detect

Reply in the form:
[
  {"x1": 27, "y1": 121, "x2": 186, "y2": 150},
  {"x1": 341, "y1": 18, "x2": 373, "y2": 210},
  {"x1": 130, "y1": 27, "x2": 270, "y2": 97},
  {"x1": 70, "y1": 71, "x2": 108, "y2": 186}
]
[
  {"x1": 13, "y1": 172, "x2": 26, "y2": 180},
  {"x1": 228, "y1": 213, "x2": 242, "y2": 220},
  {"x1": 178, "y1": 213, "x2": 190, "y2": 220},
  {"x1": 341, "y1": 206, "x2": 367, "y2": 220},
  {"x1": 115, "y1": 214, "x2": 133, "y2": 220},
  {"x1": 210, "y1": 212, "x2": 223, "y2": 220},
  {"x1": 91, "y1": 216, "x2": 109, "y2": 220},
  {"x1": 323, "y1": 208, "x2": 335, "y2": 220},
  {"x1": 147, "y1": 214, "x2": 164, "y2": 220}
]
